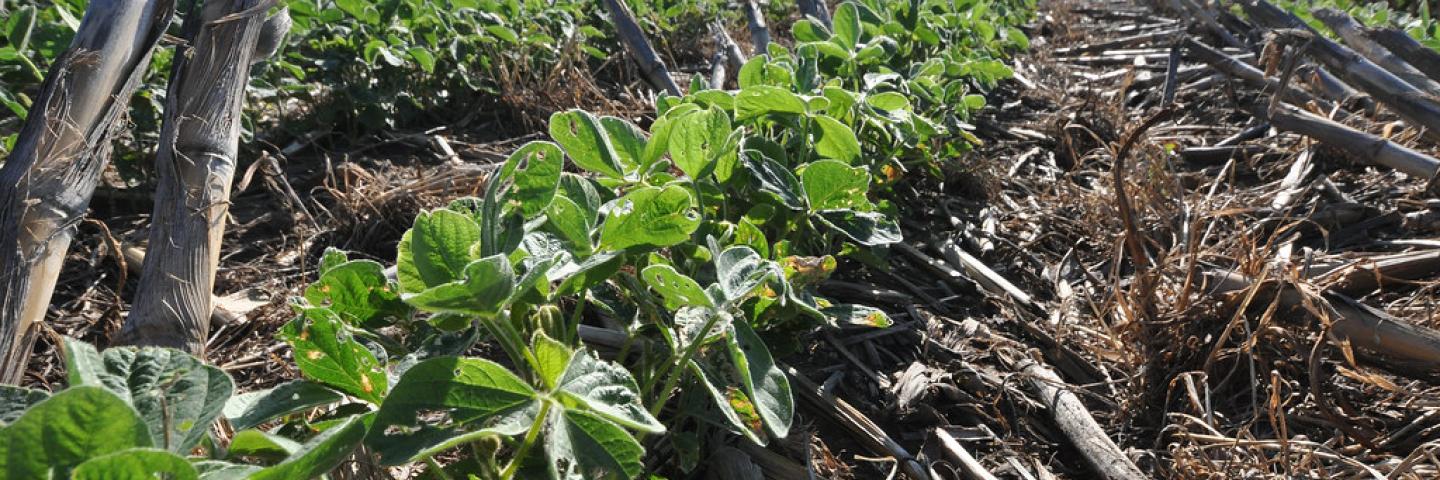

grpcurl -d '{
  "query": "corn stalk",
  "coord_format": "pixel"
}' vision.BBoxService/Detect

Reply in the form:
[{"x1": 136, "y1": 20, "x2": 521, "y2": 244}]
[
  {"x1": 118, "y1": 0, "x2": 289, "y2": 352},
  {"x1": 0, "y1": 0, "x2": 174, "y2": 383}
]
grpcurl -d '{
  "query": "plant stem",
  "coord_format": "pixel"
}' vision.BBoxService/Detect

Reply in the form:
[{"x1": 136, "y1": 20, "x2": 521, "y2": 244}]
[
  {"x1": 566, "y1": 295, "x2": 587, "y2": 345},
  {"x1": 18, "y1": 55, "x2": 44, "y2": 82},
  {"x1": 648, "y1": 308, "x2": 723, "y2": 417},
  {"x1": 425, "y1": 457, "x2": 454, "y2": 480},
  {"x1": 501, "y1": 400, "x2": 553, "y2": 480}
]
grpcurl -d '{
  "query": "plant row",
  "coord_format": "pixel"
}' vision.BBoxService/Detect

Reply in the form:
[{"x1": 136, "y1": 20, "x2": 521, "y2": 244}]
[
  {"x1": 0, "y1": 0, "x2": 1034, "y2": 478},
  {"x1": 0, "y1": 0, "x2": 765, "y2": 157}
]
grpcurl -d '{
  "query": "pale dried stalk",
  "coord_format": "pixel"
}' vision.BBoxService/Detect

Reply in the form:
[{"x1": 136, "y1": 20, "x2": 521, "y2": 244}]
[
  {"x1": 0, "y1": 0, "x2": 173, "y2": 382},
  {"x1": 119, "y1": 0, "x2": 289, "y2": 351}
]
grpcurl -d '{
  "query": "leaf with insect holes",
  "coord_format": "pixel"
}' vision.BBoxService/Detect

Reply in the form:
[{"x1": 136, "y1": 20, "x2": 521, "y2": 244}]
[
  {"x1": 550, "y1": 109, "x2": 626, "y2": 179},
  {"x1": 72, "y1": 448, "x2": 197, "y2": 480},
  {"x1": 83, "y1": 346, "x2": 234, "y2": 453},
  {"x1": 305, "y1": 259, "x2": 409, "y2": 328},
  {"x1": 0, "y1": 387, "x2": 151, "y2": 478},
  {"x1": 397, "y1": 209, "x2": 481, "y2": 293},
  {"x1": 714, "y1": 246, "x2": 779, "y2": 304},
  {"x1": 599, "y1": 186, "x2": 701, "y2": 250},
  {"x1": 641, "y1": 264, "x2": 714, "y2": 310},
  {"x1": 404, "y1": 255, "x2": 515, "y2": 318},
  {"x1": 367, "y1": 357, "x2": 538, "y2": 465},
  {"x1": 499, "y1": 141, "x2": 564, "y2": 218},
  {"x1": 669, "y1": 106, "x2": 732, "y2": 180},
  {"x1": 801, "y1": 159, "x2": 871, "y2": 211},
  {"x1": 814, "y1": 209, "x2": 902, "y2": 246},
  {"x1": 279, "y1": 308, "x2": 388, "y2": 404}
]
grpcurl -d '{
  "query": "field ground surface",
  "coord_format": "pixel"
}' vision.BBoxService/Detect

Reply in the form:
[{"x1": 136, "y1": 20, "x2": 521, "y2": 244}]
[{"x1": 16, "y1": 0, "x2": 1440, "y2": 478}]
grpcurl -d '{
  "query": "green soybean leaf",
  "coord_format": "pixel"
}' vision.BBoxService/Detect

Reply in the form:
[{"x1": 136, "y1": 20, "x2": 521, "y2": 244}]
[
  {"x1": 740, "y1": 141, "x2": 807, "y2": 211},
  {"x1": 553, "y1": 251, "x2": 625, "y2": 296},
  {"x1": 500, "y1": 141, "x2": 565, "y2": 218},
  {"x1": 641, "y1": 264, "x2": 714, "y2": 310},
  {"x1": 684, "y1": 362, "x2": 765, "y2": 445},
  {"x1": 550, "y1": 109, "x2": 626, "y2": 179},
  {"x1": 0, "y1": 386, "x2": 46, "y2": 427},
  {"x1": 801, "y1": 160, "x2": 871, "y2": 211},
  {"x1": 601, "y1": 116, "x2": 648, "y2": 173},
  {"x1": 0, "y1": 387, "x2": 151, "y2": 478},
  {"x1": 194, "y1": 460, "x2": 263, "y2": 479},
  {"x1": 250, "y1": 413, "x2": 372, "y2": 480},
  {"x1": 715, "y1": 246, "x2": 778, "y2": 304},
  {"x1": 555, "y1": 350, "x2": 664, "y2": 433},
  {"x1": 812, "y1": 115, "x2": 861, "y2": 164},
  {"x1": 736, "y1": 85, "x2": 808, "y2": 121},
  {"x1": 865, "y1": 91, "x2": 910, "y2": 111},
  {"x1": 227, "y1": 430, "x2": 302, "y2": 460},
  {"x1": 669, "y1": 107, "x2": 732, "y2": 180},
  {"x1": 305, "y1": 259, "x2": 408, "y2": 328},
  {"x1": 368, "y1": 357, "x2": 538, "y2": 464},
  {"x1": 823, "y1": 87, "x2": 858, "y2": 119},
  {"x1": 729, "y1": 322, "x2": 793, "y2": 438},
  {"x1": 278, "y1": 309, "x2": 388, "y2": 404},
  {"x1": 72, "y1": 448, "x2": 197, "y2": 480},
  {"x1": 790, "y1": 18, "x2": 828, "y2": 43},
  {"x1": 691, "y1": 89, "x2": 737, "y2": 111},
  {"x1": 318, "y1": 247, "x2": 349, "y2": 276},
  {"x1": 738, "y1": 56, "x2": 793, "y2": 88},
  {"x1": 822, "y1": 304, "x2": 894, "y2": 328},
  {"x1": 407, "y1": 47, "x2": 436, "y2": 73},
  {"x1": 1006, "y1": 26, "x2": 1030, "y2": 50},
  {"x1": 397, "y1": 209, "x2": 481, "y2": 293},
  {"x1": 547, "y1": 409, "x2": 645, "y2": 480},
  {"x1": 223, "y1": 380, "x2": 344, "y2": 431},
  {"x1": 814, "y1": 209, "x2": 902, "y2": 246},
  {"x1": 734, "y1": 218, "x2": 770, "y2": 258},
  {"x1": 962, "y1": 94, "x2": 987, "y2": 110},
  {"x1": 674, "y1": 307, "x2": 732, "y2": 353},
  {"x1": 642, "y1": 103, "x2": 701, "y2": 168},
  {"x1": 336, "y1": 0, "x2": 381, "y2": 25},
  {"x1": 404, "y1": 255, "x2": 515, "y2": 317},
  {"x1": 62, "y1": 336, "x2": 105, "y2": 387},
  {"x1": 546, "y1": 195, "x2": 595, "y2": 255},
  {"x1": 557, "y1": 173, "x2": 603, "y2": 228},
  {"x1": 832, "y1": 2, "x2": 861, "y2": 50},
  {"x1": 531, "y1": 332, "x2": 574, "y2": 390},
  {"x1": 91, "y1": 347, "x2": 235, "y2": 452},
  {"x1": 599, "y1": 186, "x2": 701, "y2": 250}
]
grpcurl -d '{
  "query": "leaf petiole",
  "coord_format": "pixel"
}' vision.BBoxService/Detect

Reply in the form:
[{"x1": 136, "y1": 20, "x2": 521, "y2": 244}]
[{"x1": 500, "y1": 400, "x2": 552, "y2": 480}]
